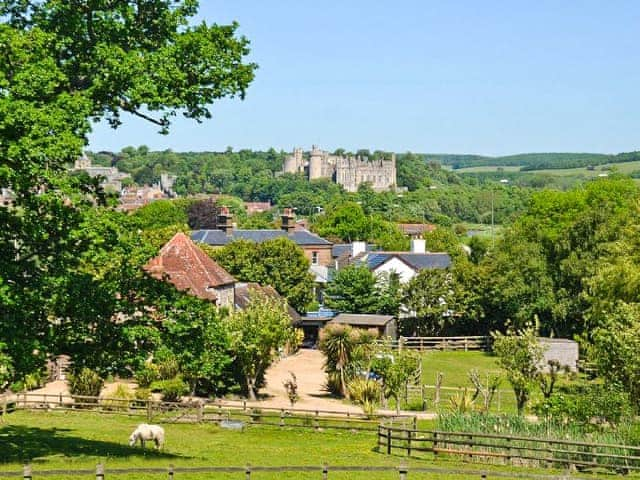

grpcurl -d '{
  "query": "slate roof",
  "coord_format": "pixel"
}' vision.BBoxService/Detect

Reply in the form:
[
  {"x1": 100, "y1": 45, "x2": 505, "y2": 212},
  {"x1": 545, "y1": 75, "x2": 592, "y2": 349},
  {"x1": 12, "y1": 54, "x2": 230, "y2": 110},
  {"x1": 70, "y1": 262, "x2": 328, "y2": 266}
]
[
  {"x1": 362, "y1": 252, "x2": 451, "y2": 271},
  {"x1": 192, "y1": 229, "x2": 332, "y2": 246},
  {"x1": 144, "y1": 232, "x2": 235, "y2": 301},
  {"x1": 331, "y1": 313, "x2": 395, "y2": 327}
]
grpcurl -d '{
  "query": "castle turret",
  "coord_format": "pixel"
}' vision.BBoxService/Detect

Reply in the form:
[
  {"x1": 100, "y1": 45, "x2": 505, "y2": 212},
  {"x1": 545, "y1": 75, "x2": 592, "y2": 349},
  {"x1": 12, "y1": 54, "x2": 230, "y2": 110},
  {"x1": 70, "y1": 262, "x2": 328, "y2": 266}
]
[
  {"x1": 308, "y1": 145, "x2": 323, "y2": 180},
  {"x1": 283, "y1": 147, "x2": 304, "y2": 174}
]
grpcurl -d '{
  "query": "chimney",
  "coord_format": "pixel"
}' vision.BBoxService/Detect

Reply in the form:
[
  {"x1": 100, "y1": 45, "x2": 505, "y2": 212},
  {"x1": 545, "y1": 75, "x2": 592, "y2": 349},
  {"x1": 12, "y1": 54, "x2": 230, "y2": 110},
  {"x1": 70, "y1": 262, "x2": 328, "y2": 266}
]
[
  {"x1": 352, "y1": 241, "x2": 367, "y2": 257},
  {"x1": 217, "y1": 206, "x2": 234, "y2": 235},
  {"x1": 281, "y1": 207, "x2": 295, "y2": 234},
  {"x1": 410, "y1": 238, "x2": 426, "y2": 254}
]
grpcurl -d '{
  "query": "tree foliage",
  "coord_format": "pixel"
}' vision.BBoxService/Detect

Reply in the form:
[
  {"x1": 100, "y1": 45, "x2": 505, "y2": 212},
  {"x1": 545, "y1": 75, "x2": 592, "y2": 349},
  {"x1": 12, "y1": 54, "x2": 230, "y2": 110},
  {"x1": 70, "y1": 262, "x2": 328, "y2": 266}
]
[
  {"x1": 227, "y1": 290, "x2": 295, "y2": 400},
  {"x1": 211, "y1": 238, "x2": 314, "y2": 312}
]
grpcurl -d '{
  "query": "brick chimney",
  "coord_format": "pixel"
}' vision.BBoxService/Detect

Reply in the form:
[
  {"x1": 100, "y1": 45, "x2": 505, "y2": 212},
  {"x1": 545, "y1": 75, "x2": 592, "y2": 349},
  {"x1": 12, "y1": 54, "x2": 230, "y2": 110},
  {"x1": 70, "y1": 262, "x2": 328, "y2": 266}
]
[
  {"x1": 217, "y1": 206, "x2": 234, "y2": 235},
  {"x1": 281, "y1": 207, "x2": 295, "y2": 234}
]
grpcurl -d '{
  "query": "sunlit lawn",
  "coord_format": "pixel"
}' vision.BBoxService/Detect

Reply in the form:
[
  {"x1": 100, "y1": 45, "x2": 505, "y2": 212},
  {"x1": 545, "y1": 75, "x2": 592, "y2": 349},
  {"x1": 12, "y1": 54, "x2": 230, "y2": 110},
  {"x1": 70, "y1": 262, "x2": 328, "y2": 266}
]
[{"x1": 0, "y1": 410, "x2": 620, "y2": 479}]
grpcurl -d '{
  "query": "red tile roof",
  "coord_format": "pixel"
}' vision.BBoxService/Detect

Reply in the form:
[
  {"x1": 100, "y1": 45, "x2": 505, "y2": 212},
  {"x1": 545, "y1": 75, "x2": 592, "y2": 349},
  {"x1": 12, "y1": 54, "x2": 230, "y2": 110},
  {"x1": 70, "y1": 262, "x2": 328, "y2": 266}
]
[{"x1": 144, "y1": 232, "x2": 235, "y2": 301}]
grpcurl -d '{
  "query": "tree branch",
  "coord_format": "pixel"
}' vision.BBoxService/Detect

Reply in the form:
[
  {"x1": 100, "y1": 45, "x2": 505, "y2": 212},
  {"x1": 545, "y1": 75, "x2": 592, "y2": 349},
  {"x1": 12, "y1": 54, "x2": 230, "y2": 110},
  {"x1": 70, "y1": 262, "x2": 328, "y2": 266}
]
[{"x1": 120, "y1": 100, "x2": 168, "y2": 127}]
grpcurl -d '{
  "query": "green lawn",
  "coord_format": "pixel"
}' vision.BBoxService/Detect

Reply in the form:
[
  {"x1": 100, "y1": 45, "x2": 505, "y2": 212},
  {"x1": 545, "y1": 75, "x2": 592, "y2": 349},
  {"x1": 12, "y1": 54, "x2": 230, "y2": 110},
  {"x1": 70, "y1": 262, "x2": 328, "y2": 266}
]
[
  {"x1": 417, "y1": 351, "x2": 517, "y2": 413},
  {"x1": 0, "y1": 410, "x2": 620, "y2": 479},
  {"x1": 453, "y1": 160, "x2": 640, "y2": 177}
]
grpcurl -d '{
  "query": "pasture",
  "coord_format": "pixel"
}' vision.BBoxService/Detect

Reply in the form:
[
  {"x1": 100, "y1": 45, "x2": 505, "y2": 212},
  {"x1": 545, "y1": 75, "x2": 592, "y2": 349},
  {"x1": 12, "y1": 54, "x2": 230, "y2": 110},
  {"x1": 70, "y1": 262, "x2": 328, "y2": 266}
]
[
  {"x1": 0, "y1": 410, "x2": 624, "y2": 479},
  {"x1": 452, "y1": 160, "x2": 640, "y2": 176}
]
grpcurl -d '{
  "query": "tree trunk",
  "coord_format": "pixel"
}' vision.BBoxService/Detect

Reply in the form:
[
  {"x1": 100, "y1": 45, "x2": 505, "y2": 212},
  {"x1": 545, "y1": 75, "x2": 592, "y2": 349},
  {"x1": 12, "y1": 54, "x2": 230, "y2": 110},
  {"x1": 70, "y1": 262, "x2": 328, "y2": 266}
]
[{"x1": 246, "y1": 376, "x2": 256, "y2": 401}]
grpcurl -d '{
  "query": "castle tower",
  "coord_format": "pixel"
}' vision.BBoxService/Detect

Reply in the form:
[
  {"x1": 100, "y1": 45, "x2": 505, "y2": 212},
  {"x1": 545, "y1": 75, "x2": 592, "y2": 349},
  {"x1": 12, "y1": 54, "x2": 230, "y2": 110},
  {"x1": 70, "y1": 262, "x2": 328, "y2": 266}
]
[
  {"x1": 308, "y1": 145, "x2": 324, "y2": 180},
  {"x1": 283, "y1": 147, "x2": 304, "y2": 174}
]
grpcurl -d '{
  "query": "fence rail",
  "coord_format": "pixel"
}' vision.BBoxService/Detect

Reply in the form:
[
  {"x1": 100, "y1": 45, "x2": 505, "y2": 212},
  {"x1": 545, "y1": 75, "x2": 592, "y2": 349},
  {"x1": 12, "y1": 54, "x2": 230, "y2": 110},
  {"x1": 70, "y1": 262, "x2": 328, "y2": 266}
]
[
  {"x1": 377, "y1": 336, "x2": 490, "y2": 352},
  {"x1": 378, "y1": 424, "x2": 640, "y2": 473},
  {"x1": 0, "y1": 463, "x2": 600, "y2": 479},
  {"x1": 2, "y1": 393, "x2": 414, "y2": 432}
]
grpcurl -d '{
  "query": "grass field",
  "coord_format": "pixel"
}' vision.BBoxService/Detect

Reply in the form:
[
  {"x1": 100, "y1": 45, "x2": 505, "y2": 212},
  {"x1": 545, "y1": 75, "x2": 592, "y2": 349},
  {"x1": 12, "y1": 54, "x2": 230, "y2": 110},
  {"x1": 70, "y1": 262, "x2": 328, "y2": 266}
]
[
  {"x1": 453, "y1": 160, "x2": 640, "y2": 176},
  {"x1": 0, "y1": 410, "x2": 625, "y2": 479},
  {"x1": 421, "y1": 351, "x2": 501, "y2": 387}
]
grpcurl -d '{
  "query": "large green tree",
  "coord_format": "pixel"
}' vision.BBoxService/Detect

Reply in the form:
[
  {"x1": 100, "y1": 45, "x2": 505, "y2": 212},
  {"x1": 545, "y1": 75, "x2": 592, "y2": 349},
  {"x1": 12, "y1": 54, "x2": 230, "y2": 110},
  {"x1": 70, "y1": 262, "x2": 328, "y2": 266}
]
[
  {"x1": 0, "y1": 0, "x2": 256, "y2": 382},
  {"x1": 210, "y1": 238, "x2": 314, "y2": 312}
]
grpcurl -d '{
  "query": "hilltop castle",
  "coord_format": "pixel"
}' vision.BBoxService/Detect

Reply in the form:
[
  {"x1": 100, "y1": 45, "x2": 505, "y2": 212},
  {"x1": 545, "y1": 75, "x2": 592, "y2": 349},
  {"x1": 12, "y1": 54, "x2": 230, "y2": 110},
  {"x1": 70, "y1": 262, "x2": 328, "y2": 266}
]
[{"x1": 283, "y1": 145, "x2": 397, "y2": 193}]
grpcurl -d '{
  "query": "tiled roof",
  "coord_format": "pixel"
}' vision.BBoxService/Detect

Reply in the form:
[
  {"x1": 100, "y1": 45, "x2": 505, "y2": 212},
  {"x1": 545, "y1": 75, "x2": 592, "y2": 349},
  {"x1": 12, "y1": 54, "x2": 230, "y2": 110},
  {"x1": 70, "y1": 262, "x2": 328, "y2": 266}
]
[
  {"x1": 361, "y1": 252, "x2": 451, "y2": 271},
  {"x1": 192, "y1": 229, "x2": 332, "y2": 246},
  {"x1": 234, "y1": 282, "x2": 301, "y2": 323},
  {"x1": 144, "y1": 232, "x2": 235, "y2": 301},
  {"x1": 398, "y1": 223, "x2": 437, "y2": 235}
]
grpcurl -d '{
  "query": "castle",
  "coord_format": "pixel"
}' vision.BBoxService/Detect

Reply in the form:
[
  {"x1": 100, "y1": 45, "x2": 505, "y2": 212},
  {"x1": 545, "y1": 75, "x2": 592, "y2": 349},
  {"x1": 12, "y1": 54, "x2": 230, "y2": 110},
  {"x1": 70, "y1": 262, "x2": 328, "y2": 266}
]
[{"x1": 283, "y1": 146, "x2": 397, "y2": 193}]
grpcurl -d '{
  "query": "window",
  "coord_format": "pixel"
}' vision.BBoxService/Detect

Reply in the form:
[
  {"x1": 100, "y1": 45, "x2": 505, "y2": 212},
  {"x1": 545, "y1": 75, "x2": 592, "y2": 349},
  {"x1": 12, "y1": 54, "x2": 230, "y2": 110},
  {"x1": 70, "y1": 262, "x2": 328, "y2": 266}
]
[{"x1": 311, "y1": 251, "x2": 319, "y2": 265}]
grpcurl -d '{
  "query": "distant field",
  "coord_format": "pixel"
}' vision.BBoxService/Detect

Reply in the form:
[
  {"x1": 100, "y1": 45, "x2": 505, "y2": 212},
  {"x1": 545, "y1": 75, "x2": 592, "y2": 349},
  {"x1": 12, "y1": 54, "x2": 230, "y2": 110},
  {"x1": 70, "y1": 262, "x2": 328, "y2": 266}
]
[
  {"x1": 452, "y1": 165, "x2": 522, "y2": 173},
  {"x1": 453, "y1": 160, "x2": 640, "y2": 177}
]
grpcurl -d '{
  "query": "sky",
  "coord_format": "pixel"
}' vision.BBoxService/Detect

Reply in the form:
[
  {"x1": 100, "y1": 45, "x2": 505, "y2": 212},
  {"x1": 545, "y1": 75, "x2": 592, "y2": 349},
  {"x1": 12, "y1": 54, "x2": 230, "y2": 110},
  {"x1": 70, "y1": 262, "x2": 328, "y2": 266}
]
[{"x1": 88, "y1": 1, "x2": 640, "y2": 156}]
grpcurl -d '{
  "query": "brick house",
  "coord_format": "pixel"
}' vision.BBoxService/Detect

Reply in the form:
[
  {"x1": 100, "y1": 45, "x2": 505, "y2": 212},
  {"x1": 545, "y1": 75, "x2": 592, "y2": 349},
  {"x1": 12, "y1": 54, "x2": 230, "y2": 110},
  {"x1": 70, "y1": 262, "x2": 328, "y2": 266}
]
[
  {"x1": 191, "y1": 208, "x2": 333, "y2": 267},
  {"x1": 144, "y1": 232, "x2": 235, "y2": 308}
]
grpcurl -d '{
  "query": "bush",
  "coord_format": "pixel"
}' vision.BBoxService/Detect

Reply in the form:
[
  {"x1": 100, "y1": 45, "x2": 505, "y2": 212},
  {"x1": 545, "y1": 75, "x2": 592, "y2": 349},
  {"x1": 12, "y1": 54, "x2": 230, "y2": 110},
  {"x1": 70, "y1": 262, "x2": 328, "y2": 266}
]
[
  {"x1": 151, "y1": 377, "x2": 188, "y2": 402},
  {"x1": 134, "y1": 387, "x2": 151, "y2": 407},
  {"x1": 101, "y1": 384, "x2": 134, "y2": 411},
  {"x1": 534, "y1": 383, "x2": 632, "y2": 426},
  {"x1": 348, "y1": 378, "x2": 381, "y2": 417},
  {"x1": 135, "y1": 364, "x2": 160, "y2": 388},
  {"x1": 68, "y1": 368, "x2": 104, "y2": 402},
  {"x1": 154, "y1": 347, "x2": 180, "y2": 380}
]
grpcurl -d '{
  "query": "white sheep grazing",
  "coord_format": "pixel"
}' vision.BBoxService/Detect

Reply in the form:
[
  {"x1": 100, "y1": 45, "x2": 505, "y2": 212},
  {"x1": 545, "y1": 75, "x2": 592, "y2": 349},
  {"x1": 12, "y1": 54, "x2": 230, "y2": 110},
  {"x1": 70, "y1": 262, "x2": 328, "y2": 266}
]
[{"x1": 128, "y1": 423, "x2": 165, "y2": 449}]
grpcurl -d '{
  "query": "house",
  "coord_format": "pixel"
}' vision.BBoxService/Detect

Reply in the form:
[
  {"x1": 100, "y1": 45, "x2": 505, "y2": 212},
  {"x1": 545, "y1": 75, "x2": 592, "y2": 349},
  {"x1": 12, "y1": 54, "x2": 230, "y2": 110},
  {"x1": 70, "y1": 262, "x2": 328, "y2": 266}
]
[
  {"x1": 192, "y1": 208, "x2": 334, "y2": 268},
  {"x1": 144, "y1": 232, "x2": 236, "y2": 308},
  {"x1": 330, "y1": 313, "x2": 397, "y2": 339},
  {"x1": 145, "y1": 234, "x2": 300, "y2": 325},
  {"x1": 351, "y1": 239, "x2": 451, "y2": 284}
]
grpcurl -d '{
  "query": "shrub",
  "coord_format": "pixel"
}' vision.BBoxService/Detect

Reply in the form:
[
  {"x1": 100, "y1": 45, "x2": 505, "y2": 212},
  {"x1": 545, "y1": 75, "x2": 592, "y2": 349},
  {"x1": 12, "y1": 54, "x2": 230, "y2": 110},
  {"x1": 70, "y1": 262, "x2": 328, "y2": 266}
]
[
  {"x1": 348, "y1": 378, "x2": 381, "y2": 417},
  {"x1": 134, "y1": 387, "x2": 151, "y2": 407},
  {"x1": 101, "y1": 384, "x2": 134, "y2": 411},
  {"x1": 135, "y1": 364, "x2": 160, "y2": 388},
  {"x1": 68, "y1": 368, "x2": 104, "y2": 402},
  {"x1": 154, "y1": 347, "x2": 180, "y2": 380},
  {"x1": 151, "y1": 377, "x2": 188, "y2": 402}
]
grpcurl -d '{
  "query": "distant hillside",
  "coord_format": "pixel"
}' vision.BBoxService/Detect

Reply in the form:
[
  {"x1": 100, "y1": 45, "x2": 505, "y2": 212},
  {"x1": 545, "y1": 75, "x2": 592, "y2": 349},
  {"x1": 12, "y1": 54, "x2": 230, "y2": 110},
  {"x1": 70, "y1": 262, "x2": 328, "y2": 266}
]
[{"x1": 427, "y1": 151, "x2": 640, "y2": 171}]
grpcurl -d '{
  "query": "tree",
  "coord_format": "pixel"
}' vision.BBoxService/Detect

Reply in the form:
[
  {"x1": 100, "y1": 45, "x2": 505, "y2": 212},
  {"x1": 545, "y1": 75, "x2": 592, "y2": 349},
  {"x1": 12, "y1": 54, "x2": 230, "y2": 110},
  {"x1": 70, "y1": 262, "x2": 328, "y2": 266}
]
[
  {"x1": 227, "y1": 291, "x2": 295, "y2": 400},
  {"x1": 371, "y1": 349, "x2": 420, "y2": 413},
  {"x1": 319, "y1": 324, "x2": 377, "y2": 397},
  {"x1": 211, "y1": 238, "x2": 314, "y2": 312},
  {"x1": 323, "y1": 265, "x2": 380, "y2": 314},
  {"x1": 492, "y1": 323, "x2": 545, "y2": 414},
  {"x1": 0, "y1": 0, "x2": 256, "y2": 382}
]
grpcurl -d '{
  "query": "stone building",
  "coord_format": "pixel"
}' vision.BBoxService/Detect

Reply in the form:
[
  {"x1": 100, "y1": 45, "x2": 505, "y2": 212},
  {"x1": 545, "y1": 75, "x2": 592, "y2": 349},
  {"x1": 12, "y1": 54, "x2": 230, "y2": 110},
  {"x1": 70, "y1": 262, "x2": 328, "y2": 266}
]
[
  {"x1": 72, "y1": 154, "x2": 130, "y2": 192},
  {"x1": 283, "y1": 145, "x2": 396, "y2": 193}
]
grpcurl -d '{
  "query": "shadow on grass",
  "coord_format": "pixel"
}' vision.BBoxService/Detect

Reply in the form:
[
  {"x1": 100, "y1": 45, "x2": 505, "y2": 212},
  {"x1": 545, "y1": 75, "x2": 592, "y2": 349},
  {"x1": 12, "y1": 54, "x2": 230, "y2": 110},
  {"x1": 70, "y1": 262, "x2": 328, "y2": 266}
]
[{"x1": 0, "y1": 425, "x2": 180, "y2": 463}]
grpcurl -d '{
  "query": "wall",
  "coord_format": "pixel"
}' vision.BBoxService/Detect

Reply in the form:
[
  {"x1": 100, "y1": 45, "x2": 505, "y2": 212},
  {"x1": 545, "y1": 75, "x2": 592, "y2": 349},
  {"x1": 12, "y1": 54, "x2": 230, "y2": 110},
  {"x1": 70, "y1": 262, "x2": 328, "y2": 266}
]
[
  {"x1": 302, "y1": 246, "x2": 333, "y2": 267},
  {"x1": 372, "y1": 257, "x2": 416, "y2": 284}
]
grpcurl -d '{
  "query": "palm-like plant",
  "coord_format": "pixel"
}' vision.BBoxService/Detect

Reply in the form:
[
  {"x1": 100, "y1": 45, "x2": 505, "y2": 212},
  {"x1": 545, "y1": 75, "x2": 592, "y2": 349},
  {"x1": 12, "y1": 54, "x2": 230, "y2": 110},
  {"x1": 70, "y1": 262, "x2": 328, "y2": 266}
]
[{"x1": 319, "y1": 324, "x2": 377, "y2": 397}]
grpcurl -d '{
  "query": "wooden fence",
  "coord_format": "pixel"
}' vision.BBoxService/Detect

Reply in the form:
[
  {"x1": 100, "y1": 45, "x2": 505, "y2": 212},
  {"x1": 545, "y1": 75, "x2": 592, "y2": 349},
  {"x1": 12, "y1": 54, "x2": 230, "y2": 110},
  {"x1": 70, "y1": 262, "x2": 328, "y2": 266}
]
[
  {"x1": 377, "y1": 336, "x2": 490, "y2": 352},
  {"x1": 378, "y1": 424, "x2": 640, "y2": 473},
  {"x1": 1, "y1": 463, "x2": 600, "y2": 479},
  {"x1": 3, "y1": 393, "x2": 415, "y2": 432}
]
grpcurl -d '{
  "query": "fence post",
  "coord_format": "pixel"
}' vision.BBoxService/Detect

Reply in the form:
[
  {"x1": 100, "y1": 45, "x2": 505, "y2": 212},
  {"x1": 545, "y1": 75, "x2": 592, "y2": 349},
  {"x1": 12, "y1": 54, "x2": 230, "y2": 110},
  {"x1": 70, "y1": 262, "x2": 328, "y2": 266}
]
[
  {"x1": 245, "y1": 464, "x2": 251, "y2": 480},
  {"x1": 146, "y1": 399, "x2": 152, "y2": 422},
  {"x1": 59, "y1": 392, "x2": 63, "y2": 408},
  {"x1": 96, "y1": 463, "x2": 105, "y2": 480},
  {"x1": 322, "y1": 462, "x2": 328, "y2": 480},
  {"x1": 314, "y1": 410, "x2": 319, "y2": 431},
  {"x1": 23, "y1": 464, "x2": 32, "y2": 480},
  {"x1": 387, "y1": 427, "x2": 392, "y2": 454},
  {"x1": 168, "y1": 464, "x2": 174, "y2": 480},
  {"x1": 398, "y1": 462, "x2": 408, "y2": 480},
  {"x1": 433, "y1": 432, "x2": 438, "y2": 457},
  {"x1": 464, "y1": 337, "x2": 468, "y2": 351},
  {"x1": 406, "y1": 428, "x2": 412, "y2": 457},
  {"x1": 197, "y1": 403, "x2": 204, "y2": 423},
  {"x1": 280, "y1": 409, "x2": 285, "y2": 427}
]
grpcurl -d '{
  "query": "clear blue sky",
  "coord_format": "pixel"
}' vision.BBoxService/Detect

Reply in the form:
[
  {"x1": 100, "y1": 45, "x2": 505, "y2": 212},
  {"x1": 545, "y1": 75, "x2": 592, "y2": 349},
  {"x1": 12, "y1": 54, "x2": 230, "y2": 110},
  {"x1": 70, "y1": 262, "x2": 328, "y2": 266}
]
[{"x1": 88, "y1": 1, "x2": 640, "y2": 156}]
